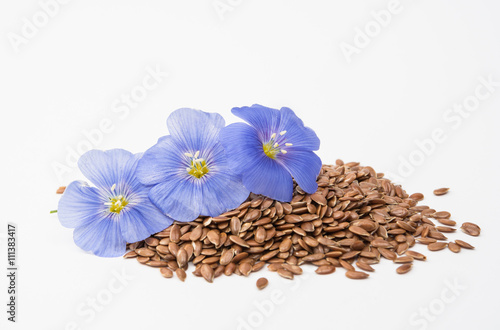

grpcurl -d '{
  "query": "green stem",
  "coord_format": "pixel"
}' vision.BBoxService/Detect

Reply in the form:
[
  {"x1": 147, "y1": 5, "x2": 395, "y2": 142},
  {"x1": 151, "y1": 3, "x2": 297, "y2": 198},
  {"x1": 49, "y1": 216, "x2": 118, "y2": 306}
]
[{"x1": 50, "y1": 210, "x2": 58, "y2": 214}]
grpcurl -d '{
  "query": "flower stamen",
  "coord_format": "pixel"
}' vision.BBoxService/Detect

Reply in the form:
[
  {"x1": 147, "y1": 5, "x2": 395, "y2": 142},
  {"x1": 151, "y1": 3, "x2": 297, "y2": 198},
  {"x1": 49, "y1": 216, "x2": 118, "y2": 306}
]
[
  {"x1": 185, "y1": 150, "x2": 209, "y2": 179},
  {"x1": 108, "y1": 192, "x2": 128, "y2": 214},
  {"x1": 263, "y1": 132, "x2": 290, "y2": 159}
]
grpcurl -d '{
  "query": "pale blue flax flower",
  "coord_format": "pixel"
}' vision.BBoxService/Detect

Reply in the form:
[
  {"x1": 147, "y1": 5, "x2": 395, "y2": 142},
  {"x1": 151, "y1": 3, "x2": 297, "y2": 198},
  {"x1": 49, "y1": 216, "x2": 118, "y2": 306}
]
[
  {"x1": 58, "y1": 149, "x2": 174, "y2": 257},
  {"x1": 219, "y1": 104, "x2": 321, "y2": 202},
  {"x1": 136, "y1": 108, "x2": 250, "y2": 222}
]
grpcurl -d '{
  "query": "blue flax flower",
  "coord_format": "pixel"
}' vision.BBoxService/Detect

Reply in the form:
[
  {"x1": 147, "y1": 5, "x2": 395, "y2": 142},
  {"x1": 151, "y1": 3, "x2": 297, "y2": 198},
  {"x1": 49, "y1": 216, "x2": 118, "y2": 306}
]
[
  {"x1": 136, "y1": 108, "x2": 250, "y2": 222},
  {"x1": 220, "y1": 104, "x2": 321, "y2": 202},
  {"x1": 58, "y1": 149, "x2": 174, "y2": 257}
]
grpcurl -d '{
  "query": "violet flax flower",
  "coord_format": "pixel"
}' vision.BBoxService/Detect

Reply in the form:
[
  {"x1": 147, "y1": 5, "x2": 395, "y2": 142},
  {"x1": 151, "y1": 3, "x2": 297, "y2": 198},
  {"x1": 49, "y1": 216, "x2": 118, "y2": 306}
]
[
  {"x1": 136, "y1": 108, "x2": 250, "y2": 222},
  {"x1": 219, "y1": 104, "x2": 321, "y2": 202},
  {"x1": 58, "y1": 149, "x2": 174, "y2": 257}
]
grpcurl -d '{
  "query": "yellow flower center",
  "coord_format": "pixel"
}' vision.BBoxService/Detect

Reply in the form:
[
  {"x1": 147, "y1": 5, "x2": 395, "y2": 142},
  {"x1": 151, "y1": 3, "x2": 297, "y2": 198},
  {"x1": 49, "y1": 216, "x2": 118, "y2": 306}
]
[
  {"x1": 105, "y1": 184, "x2": 129, "y2": 214},
  {"x1": 262, "y1": 131, "x2": 292, "y2": 159},
  {"x1": 108, "y1": 195, "x2": 128, "y2": 214},
  {"x1": 185, "y1": 151, "x2": 209, "y2": 179}
]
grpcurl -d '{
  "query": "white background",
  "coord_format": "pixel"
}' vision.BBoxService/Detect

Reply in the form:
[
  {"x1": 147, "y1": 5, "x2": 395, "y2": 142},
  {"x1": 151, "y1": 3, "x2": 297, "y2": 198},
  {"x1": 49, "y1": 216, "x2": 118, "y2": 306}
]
[{"x1": 1, "y1": 1, "x2": 499, "y2": 329}]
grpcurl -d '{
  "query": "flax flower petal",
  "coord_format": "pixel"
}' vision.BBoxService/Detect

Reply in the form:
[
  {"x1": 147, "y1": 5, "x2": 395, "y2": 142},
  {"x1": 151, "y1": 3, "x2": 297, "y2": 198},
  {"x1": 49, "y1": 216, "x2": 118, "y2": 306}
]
[
  {"x1": 198, "y1": 144, "x2": 250, "y2": 216},
  {"x1": 58, "y1": 180, "x2": 107, "y2": 228},
  {"x1": 73, "y1": 215, "x2": 127, "y2": 258},
  {"x1": 231, "y1": 104, "x2": 281, "y2": 141},
  {"x1": 241, "y1": 152, "x2": 294, "y2": 202},
  {"x1": 167, "y1": 108, "x2": 225, "y2": 153},
  {"x1": 78, "y1": 149, "x2": 134, "y2": 190},
  {"x1": 219, "y1": 122, "x2": 262, "y2": 174},
  {"x1": 148, "y1": 177, "x2": 203, "y2": 222},
  {"x1": 136, "y1": 136, "x2": 187, "y2": 186},
  {"x1": 279, "y1": 150, "x2": 322, "y2": 194},
  {"x1": 119, "y1": 196, "x2": 174, "y2": 243},
  {"x1": 278, "y1": 107, "x2": 320, "y2": 151}
]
